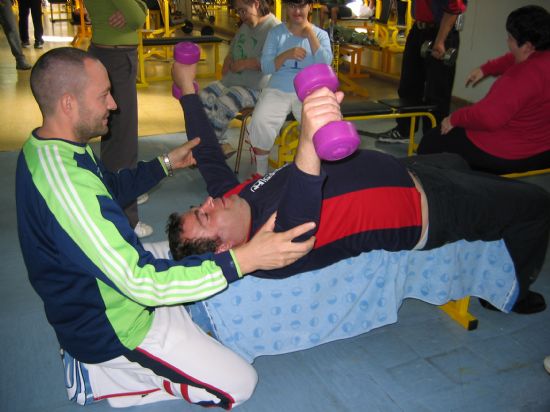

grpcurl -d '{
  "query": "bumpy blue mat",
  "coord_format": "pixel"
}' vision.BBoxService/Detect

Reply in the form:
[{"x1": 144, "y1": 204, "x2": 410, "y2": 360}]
[{"x1": 144, "y1": 240, "x2": 517, "y2": 363}]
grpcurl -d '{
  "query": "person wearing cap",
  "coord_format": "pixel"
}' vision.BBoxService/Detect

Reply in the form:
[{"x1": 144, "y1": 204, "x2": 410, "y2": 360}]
[
  {"x1": 246, "y1": 0, "x2": 333, "y2": 175},
  {"x1": 199, "y1": 0, "x2": 280, "y2": 158}
]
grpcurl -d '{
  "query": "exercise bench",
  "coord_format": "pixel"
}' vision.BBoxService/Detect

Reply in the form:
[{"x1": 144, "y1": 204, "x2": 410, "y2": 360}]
[
  {"x1": 233, "y1": 109, "x2": 297, "y2": 174},
  {"x1": 268, "y1": 98, "x2": 437, "y2": 169},
  {"x1": 232, "y1": 98, "x2": 436, "y2": 175},
  {"x1": 440, "y1": 165, "x2": 550, "y2": 329},
  {"x1": 231, "y1": 97, "x2": 485, "y2": 330}
]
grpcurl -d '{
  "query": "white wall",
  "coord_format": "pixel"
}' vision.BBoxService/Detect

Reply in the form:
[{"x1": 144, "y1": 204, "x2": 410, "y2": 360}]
[{"x1": 454, "y1": 0, "x2": 549, "y2": 102}]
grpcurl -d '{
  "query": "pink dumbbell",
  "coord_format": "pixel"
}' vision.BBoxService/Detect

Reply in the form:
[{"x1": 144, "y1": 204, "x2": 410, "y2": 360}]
[
  {"x1": 294, "y1": 63, "x2": 360, "y2": 161},
  {"x1": 172, "y1": 42, "x2": 201, "y2": 100}
]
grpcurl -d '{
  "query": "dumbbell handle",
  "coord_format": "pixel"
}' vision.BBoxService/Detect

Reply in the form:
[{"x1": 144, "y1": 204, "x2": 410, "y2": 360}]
[
  {"x1": 420, "y1": 41, "x2": 457, "y2": 65},
  {"x1": 294, "y1": 63, "x2": 339, "y2": 101},
  {"x1": 172, "y1": 42, "x2": 200, "y2": 99}
]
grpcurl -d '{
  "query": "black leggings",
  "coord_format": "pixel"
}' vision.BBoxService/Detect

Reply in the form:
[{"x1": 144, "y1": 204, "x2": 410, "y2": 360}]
[
  {"x1": 418, "y1": 126, "x2": 550, "y2": 175},
  {"x1": 407, "y1": 157, "x2": 550, "y2": 301},
  {"x1": 396, "y1": 25, "x2": 459, "y2": 134}
]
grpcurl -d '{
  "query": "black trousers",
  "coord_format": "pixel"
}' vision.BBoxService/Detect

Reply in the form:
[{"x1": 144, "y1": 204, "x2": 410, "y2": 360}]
[
  {"x1": 407, "y1": 157, "x2": 550, "y2": 301},
  {"x1": 88, "y1": 45, "x2": 140, "y2": 227},
  {"x1": 0, "y1": 0, "x2": 25, "y2": 60},
  {"x1": 396, "y1": 25, "x2": 460, "y2": 135},
  {"x1": 418, "y1": 126, "x2": 550, "y2": 175},
  {"x1": 18, "y1": 0, "x2": 43, "y2": 43}
]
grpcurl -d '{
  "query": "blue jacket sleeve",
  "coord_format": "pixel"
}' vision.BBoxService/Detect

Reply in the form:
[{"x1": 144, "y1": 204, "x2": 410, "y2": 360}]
[
  {"x1": 179, "y1": 94, "x2": 240, "y2": 197},
  {"x1": 260, "y1": 26, "x2": 280, "y2": 75},
  {"x1": 99, "y1": 154, "x2": 166, "y2": 209},
  {"x1": 312, "y1": 27, "x2": 333, "y2": 65}
]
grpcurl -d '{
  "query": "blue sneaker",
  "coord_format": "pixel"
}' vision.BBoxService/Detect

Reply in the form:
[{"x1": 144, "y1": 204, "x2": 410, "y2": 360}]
[{"x1": 60, "y1": 348, "x2": 96, "y2": 405}]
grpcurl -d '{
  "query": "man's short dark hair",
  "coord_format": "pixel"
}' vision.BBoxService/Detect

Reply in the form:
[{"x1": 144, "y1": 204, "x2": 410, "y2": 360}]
[
  {"x1": 166, "y1": 212, "x2": 221, "y2": 260},
  {"x1": 30, "y1": 47, "x2": 97, "y2": 116},
  {"x1": 506, "y1": 5, "x2": 550, "y2": 51}
]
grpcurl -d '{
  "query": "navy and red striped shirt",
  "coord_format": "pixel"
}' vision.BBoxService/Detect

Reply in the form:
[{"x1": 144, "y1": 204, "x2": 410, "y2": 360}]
[{"x1": 181, "y1": 94, "x2": 422, "y2": 279}]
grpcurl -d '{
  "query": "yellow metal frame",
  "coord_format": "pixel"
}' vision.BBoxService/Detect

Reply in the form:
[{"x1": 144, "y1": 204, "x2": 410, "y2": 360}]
[
  {"x1": 331, "y1": 0, "x2": 414, "y2": 83},
  {"x1": 136, "y1": 31, "x2": 220, "y2": 87},
  {"x1": 154, "y1": 0, "x2": 186, "y2": 38},
  {"x1": 501, "y1": 168, "x2": 550, "y2": 179},
  {"x1": 439, "y1": 298, "x2": 477, "y2": 330},
  {"x1": 438, "y1": 168, "x2": 550, "y2": 329},
  {"x1": 71, "y1": 0, "x2": 91, "y2": 48},
  {"x1": 371, "y1": 0, "x2": 412, "y2": 51},
  {"x1": 137, "y1": 0, "x2": 222, "y2": 87},
  {"x1": 267, "y1": 110, "x2": 436, "y2": 169}
]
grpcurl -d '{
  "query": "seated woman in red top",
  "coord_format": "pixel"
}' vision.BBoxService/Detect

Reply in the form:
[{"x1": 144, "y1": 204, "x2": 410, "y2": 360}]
[{"x1": 417, "y1": 5, "x2": 550, "y2": 174}]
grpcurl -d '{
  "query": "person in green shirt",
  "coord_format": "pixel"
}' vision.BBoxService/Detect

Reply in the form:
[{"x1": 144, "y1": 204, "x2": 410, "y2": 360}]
[{"x1": 86, "y1": 0, "x2": 153, "y2": 238}]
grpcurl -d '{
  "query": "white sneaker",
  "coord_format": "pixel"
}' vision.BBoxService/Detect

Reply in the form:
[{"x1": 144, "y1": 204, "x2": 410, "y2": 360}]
[
  {"x1": 544, "y1": 356, "x2": 550, "y2": 374},
  {"x1": 137, "y1": 193, "x2": 149, "y2": 205},
  {"x1": 134, "y1": 221, "x2": 153, "y2": 238}
]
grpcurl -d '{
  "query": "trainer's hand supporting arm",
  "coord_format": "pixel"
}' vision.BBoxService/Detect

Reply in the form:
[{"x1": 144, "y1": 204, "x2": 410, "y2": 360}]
[
  {"x1": 233, "y1": 213, "x2": 316, "y2": 274},
  {"x1": 166, "y1": 138, "x2": 201, "y2": 170}
]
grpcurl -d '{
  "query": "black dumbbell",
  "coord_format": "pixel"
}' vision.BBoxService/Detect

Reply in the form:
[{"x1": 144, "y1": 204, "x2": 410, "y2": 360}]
[
  {"x1": 181, "y1": 19, "x2": 193, "y2": 35},
  {"x1": 420, "y1": 41, "x2": 457, "y2": 66}
]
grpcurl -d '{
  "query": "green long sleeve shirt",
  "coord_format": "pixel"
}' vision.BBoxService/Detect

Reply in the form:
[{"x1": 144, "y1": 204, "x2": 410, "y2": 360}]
[{"x1": 86, "y1": 0, "x2": 148, "y2": 46}]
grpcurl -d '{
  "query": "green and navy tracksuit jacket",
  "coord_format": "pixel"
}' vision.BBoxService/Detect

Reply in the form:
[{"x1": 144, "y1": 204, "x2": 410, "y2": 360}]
[{"x1": 16, "y1": 132, "x2": 241, "y2": 364}]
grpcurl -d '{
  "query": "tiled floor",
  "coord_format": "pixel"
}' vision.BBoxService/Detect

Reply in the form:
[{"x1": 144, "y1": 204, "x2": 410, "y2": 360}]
[{"x1": 1, "y1": 4, "x2": 549, "y2": 412}]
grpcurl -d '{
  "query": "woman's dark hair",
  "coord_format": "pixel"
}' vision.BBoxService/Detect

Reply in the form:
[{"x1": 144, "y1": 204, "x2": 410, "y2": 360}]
[
  {"x1": 235, "y1": 0, "x2": 274, "y2": 17},
  {"x1": 506, "y1": 5, "x2": 550, "y2": 50}
]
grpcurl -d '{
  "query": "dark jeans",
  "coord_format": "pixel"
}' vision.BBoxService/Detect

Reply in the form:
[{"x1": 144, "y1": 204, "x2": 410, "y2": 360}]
[
  {"x1": 407, "y1": 157, "x2": 550, "y2": 301},
  {"x1": 18, "y1": 0, "x2": 43, "y2": 43},
  {"x1": 0, "y1": 0, "x2": 25, "y2": 60},
  {"x1": 396, "y1": 25, "x2": 459, "y2": 135},
  {"x1": 88, "y1": 45, "x2": 139, "y2": 227},
  {"x1": 418, "y1": 126, "x2": 550, "y2": 175}
]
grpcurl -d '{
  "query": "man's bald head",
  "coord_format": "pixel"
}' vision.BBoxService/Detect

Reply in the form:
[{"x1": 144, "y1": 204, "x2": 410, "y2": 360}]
[{"x1": 30, "y1": 47, "x2": 100, "y2": 117}]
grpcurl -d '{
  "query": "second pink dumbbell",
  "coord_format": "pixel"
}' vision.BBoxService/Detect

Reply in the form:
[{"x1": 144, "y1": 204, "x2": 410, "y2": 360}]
[
  {"x1": 294, "y1": 63, "x2": 360, "y2": 161},
  {"x1": 172, "y1": 42, "x2": 201, "y2": 100}
]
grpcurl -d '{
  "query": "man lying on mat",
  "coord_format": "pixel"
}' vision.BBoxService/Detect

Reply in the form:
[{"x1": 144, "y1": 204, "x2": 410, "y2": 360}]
[{"x1": 167, "y1": 58, "x2": 550, "y2": 315}]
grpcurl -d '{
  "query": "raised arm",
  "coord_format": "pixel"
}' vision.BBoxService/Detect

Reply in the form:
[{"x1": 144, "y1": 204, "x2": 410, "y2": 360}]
[
  {"x1": 309, "y1": 25, "x2": 333, "y2": 65},
  {"x1": 172, "y1": 60, "x2": 240, "y2": 197},
  {"x1": 275, "y1": 87, "x2": 344, "y2": 238}
]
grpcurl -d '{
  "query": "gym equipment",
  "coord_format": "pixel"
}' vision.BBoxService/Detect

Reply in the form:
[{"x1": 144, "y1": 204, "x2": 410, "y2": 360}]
[
  {"x1": 200, "y1": 25, "x2": 214, "y2": 36},
  {"x1": 172, "y1": 42, "x2": 200, "y2": 100},
  {"x1": 181, "y1": 19, "x2": 193, "y2": 34},
  {"x1": 420, "y1": 41, "x2": 457, "y2": 66},
  {"x1": 293, "y1": 64, "x2": 360, "y2": 161}
]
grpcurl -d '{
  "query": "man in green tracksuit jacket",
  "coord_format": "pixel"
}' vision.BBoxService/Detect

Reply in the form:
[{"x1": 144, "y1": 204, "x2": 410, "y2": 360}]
[{"x1": 16, "y1": 47, "x2": 315, "y2": 409}]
